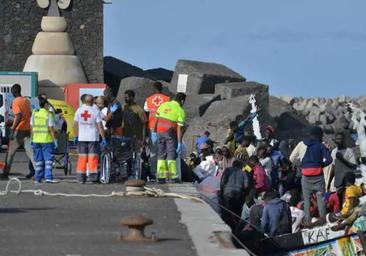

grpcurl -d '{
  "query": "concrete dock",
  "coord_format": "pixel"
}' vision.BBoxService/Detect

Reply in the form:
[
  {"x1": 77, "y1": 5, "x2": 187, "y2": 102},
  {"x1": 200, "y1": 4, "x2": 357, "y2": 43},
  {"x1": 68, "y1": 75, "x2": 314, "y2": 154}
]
[{"x1": 0, "y1": 152, "x2": 248, "y2": 256}]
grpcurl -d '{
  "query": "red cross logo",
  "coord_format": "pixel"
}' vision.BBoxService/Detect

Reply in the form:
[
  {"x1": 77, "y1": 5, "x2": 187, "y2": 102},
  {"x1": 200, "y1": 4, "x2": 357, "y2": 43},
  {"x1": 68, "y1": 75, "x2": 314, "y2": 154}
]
[
  {"x1": 152, "y1": 96, "x2": 163, "y2": 107},
  {"x1": 81, "y1": 110, "x2": 91, "y2": 121}
]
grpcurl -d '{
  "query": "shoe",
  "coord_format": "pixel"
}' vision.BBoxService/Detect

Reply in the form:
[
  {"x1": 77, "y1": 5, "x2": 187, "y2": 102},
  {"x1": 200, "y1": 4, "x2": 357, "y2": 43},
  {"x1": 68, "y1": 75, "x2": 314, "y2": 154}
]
[
  {"x1": 46, "y1": 179, "x2": 59, "y2": 184},
  {"x1": 171, "y1": 178, "x2": 181, "y2": 184},
  {"x1": 34, "y1": 180, "x2": 42, "y2": 184},
  {"x1": 79, "y1": 181, "x2": 86, "y2": 184},
  {"x1": 310, "y1": 217, "x2": 326, "y2": 227},
  {"x1": 0, "y1": 173, "x2": 9, "y2": 180},
  {"x1": 158, "y1": 178, "x2": 166, "y2": 184},
  {"x1": 25, "y1": 173, "x2": 34, "y2": 179},
  {"x1": 149, "y1": 175, "x2": 157, "y2": 182}
]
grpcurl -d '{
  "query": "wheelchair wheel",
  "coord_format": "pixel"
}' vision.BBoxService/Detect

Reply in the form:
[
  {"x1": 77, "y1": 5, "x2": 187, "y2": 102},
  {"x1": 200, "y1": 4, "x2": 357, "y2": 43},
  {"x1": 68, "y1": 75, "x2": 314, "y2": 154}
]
[
  {"x1": 63, "y1": 160, "x2": 72, "y2": 176},
  {"x1": 100, "y1": 152, "x2": 112, "y2": 184},
  {"x1": 68, "y1": 161, "x2": 72, "y2": 175}
]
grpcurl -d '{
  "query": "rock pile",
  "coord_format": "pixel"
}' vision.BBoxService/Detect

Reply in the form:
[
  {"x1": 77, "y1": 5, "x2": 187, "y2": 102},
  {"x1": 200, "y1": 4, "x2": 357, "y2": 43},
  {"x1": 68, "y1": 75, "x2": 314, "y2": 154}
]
[{"x1": 275, "y1": 96, "x2": 365, "y2": 134}]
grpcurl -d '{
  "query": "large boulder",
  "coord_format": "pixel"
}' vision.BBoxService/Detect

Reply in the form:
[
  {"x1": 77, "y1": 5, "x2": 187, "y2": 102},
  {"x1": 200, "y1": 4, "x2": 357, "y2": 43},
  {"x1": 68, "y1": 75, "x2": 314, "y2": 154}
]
[
  {"x1": 275, "y1": 112, "x2": 311, "y2": 141},
  {"x1": 184, "y1": 94, "x2": 221, "y2": 120},
  {"x1": 117, "y1": 77, "x2": 173, "y2": 106},
  {"x1": 104, "y1": 56, "x2": 146, "y2": 94},
  {"x1": 215, "y1": 81, "x2": 269, "y2": 121},
  {"x1": 202, "y1": 95, "x2": 252, "y2": 126},
  {"x1": 104, "y1": 57, "x2": 174, "y2": 94},
  {"x1": 268, "y1": 96, "x2": 311, "y2": 141},
  {"x1": 268, "y1": 96, "x2": 293, "y2": 119},
  {"x1": 171, "y1": 59, "x2": 245, "y2": 95},
  {"x1": 144, "y1": 68, "x2": 174, "y2": 82}
]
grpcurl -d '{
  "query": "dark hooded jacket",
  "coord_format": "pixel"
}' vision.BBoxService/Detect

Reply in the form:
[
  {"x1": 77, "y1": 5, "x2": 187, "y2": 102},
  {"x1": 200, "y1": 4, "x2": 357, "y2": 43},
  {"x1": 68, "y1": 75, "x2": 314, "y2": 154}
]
[{"x1": 261, "y1": 198, "x2": 292, "y2": 237}]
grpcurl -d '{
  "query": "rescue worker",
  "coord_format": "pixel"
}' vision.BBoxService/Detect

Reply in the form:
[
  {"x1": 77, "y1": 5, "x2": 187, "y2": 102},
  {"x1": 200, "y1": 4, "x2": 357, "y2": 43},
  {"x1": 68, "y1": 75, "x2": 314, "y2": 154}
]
[
  {"x1": 0, "y1": 84, "x2": 35, "y2": 180},
  {"x1": 74, "y1": 94, "x2": 107, "y2": 183},
  {"x1": 30, "y1": 97, "x2": 58, "y2": 183},
  {"x1": 144, "y1": 82, "x2": 170, "y2": 179},
  {"x1": 151, "y1": 93, "x2": 186, "y2": 183}
]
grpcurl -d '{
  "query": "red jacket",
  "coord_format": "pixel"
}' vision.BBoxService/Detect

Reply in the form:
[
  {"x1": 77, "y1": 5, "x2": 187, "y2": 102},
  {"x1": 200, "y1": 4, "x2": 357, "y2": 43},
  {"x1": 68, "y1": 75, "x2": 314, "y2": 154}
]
[{"x1": 253, "y1": 164, "x2": 270, "y2": 193}]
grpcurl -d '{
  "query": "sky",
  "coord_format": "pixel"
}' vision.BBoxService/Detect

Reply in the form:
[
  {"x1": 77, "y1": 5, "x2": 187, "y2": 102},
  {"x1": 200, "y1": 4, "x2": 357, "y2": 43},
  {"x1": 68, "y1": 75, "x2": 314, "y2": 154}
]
[{"x1": 104, "y1": 0, "x2": 366, "y2": 97}]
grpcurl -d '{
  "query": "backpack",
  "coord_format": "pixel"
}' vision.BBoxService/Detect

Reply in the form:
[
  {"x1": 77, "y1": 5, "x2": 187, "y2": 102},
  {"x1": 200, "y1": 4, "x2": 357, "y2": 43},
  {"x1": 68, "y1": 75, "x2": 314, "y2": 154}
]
[{"x1": 276, "y1": 201, "x2": 292, "y2": 236}]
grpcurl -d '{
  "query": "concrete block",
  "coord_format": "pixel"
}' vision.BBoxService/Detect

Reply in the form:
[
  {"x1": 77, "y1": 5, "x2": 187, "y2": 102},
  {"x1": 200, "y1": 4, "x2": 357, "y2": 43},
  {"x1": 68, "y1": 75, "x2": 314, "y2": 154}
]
[
  {"x1": 215, "y1": 81, "x2": 268, "y2": 100},
  {"x1": 171, "y1": 59, "x2": 245, "y2": 95}
]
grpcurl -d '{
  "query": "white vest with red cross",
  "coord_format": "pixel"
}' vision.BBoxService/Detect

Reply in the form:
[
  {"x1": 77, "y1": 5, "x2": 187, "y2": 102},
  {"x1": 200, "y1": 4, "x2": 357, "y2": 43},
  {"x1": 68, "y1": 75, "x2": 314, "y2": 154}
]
[
  {"x1": 144, "y1": 93, "x2": 170, "y2": 130},
  {"x1": 74, "y1": 105, "x2": 102, "y2": 142}
]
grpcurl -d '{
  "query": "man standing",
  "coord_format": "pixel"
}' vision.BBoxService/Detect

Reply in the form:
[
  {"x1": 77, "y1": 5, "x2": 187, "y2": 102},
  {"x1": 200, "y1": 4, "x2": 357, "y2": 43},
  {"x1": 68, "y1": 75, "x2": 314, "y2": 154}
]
[
  {"x1": 123, "y1": 90, "x2": 147, "y2": 177},
  {"x1": 327, "y1": 132, "x2": 357, "y2": 195},
  {"x1": 74, "y1": 95, "x2": 107, "y2": 183},
  {"x1": 31, "y1": 98, "x2": 58, "y2": 183},
  {"x1": 123, "y1": 90, "x2": 147, "y2": 147},
  {"x1": 290, "y1": 126, "x2": 333, "y2": 227},
  {"x1": 144, "y1": 82, "x2": 170, "y2": 178},
  {"x1": 1, "y1": 84, "x2": 35, "y2": 179},
  {"x1": 151, "y1": 93, "x2": 186, "y2": 183}
]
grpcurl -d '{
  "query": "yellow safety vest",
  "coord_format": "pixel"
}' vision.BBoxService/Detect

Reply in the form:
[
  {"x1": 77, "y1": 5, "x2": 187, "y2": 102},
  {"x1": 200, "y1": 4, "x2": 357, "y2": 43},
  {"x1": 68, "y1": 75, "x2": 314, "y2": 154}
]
[
  {"x1": 155, "y1": 100, "x2": 186, "y2": 133},
  {"x1": 32, "y1": 108, "x2": 53, "y2": 143}
]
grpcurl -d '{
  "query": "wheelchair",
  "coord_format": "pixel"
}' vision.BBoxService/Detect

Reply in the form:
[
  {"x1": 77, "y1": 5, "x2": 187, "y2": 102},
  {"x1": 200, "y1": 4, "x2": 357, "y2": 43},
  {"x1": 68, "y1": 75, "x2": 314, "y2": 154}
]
[
  {"x1": 54, "y1": 132, "x2": 72, "y2": 175},
  {"x1": 99, "y1": 137, "x2": 140, "y2": 184}
]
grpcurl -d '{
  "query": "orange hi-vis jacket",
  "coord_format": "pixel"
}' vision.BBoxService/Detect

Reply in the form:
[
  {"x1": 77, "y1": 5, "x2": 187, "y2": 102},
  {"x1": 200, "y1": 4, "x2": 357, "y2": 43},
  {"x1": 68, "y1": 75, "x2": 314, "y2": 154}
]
[{"x1": 145, "y1": 93, "x2": 170, "y2": 130}]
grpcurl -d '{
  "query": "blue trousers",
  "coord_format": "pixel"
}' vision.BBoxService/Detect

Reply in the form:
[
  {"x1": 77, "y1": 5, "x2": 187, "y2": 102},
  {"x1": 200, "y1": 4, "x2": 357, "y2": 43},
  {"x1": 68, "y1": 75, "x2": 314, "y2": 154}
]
[{"x1": 33, "y1": 143, "x2": 55, "y2": 181}]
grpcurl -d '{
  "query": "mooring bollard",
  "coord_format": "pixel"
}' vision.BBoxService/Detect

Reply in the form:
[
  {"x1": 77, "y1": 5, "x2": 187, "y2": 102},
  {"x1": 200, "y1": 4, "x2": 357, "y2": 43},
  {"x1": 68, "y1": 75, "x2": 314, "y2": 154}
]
[
  {"x1": 125, "y1": 179, "x2": 146, "y2": 192},
  {"x1": 120, "y1": 215, "x2": 157, "y2": 242}
]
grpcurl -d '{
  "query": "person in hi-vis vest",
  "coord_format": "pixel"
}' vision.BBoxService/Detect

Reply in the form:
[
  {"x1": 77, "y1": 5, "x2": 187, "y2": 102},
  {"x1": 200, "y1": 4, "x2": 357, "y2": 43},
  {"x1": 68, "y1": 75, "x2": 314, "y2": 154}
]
[
  {"x1": 144, "y1": 82, "x2": 170, "y2": 179},
  {"x1": 151, "y1": 93, "x2": 186, "y2": 183},
  {"x1": 30, "y1": 97, "x2": 58, "y2": 183}
]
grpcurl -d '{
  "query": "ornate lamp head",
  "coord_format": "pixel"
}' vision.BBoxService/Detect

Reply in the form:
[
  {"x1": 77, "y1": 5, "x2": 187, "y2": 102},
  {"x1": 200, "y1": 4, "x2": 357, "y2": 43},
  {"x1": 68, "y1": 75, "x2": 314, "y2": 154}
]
[{"x1": 36, "y1": 0, "x2": 71, "y2": 16}]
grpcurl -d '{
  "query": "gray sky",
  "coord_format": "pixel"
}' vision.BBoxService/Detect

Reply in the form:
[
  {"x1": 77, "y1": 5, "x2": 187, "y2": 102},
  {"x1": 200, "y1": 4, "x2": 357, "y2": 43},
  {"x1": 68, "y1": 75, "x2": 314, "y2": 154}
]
[{"x1": 104, "y1": 0, "x2": 366, "y2": 97}]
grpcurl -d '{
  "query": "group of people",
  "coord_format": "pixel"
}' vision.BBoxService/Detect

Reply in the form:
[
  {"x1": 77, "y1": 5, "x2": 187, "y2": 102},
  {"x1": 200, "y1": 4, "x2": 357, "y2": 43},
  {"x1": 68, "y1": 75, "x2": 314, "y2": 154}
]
[
  {"x1": 2, "y1": 82, "x2": 366, "y2": 242},
  {"x1": 190, "y1": 114, "x2": 366, "y2": 242},
  {"x1": 0, "y1": 82, "x2": 187, "y2": 186},
  {"x1": 0, "y1": 85, "x2": 58, "y2": 182}
]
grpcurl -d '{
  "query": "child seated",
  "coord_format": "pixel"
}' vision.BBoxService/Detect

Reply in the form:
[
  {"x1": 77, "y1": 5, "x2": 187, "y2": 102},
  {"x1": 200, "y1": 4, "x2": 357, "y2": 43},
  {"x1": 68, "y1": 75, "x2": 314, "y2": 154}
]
[
  {"x1": 328, "y1": 173, "x2": 366, "y2": 229},
  {"x1": 341, "y1": 172, "x2": 363, "y2": 216}
]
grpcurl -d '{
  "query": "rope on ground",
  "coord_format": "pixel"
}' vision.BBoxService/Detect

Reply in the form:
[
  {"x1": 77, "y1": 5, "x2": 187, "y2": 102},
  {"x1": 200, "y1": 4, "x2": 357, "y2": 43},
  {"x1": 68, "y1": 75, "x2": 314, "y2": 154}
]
[{"x1": 0, "y1": 177, "x2": 205, "y2": 202}]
